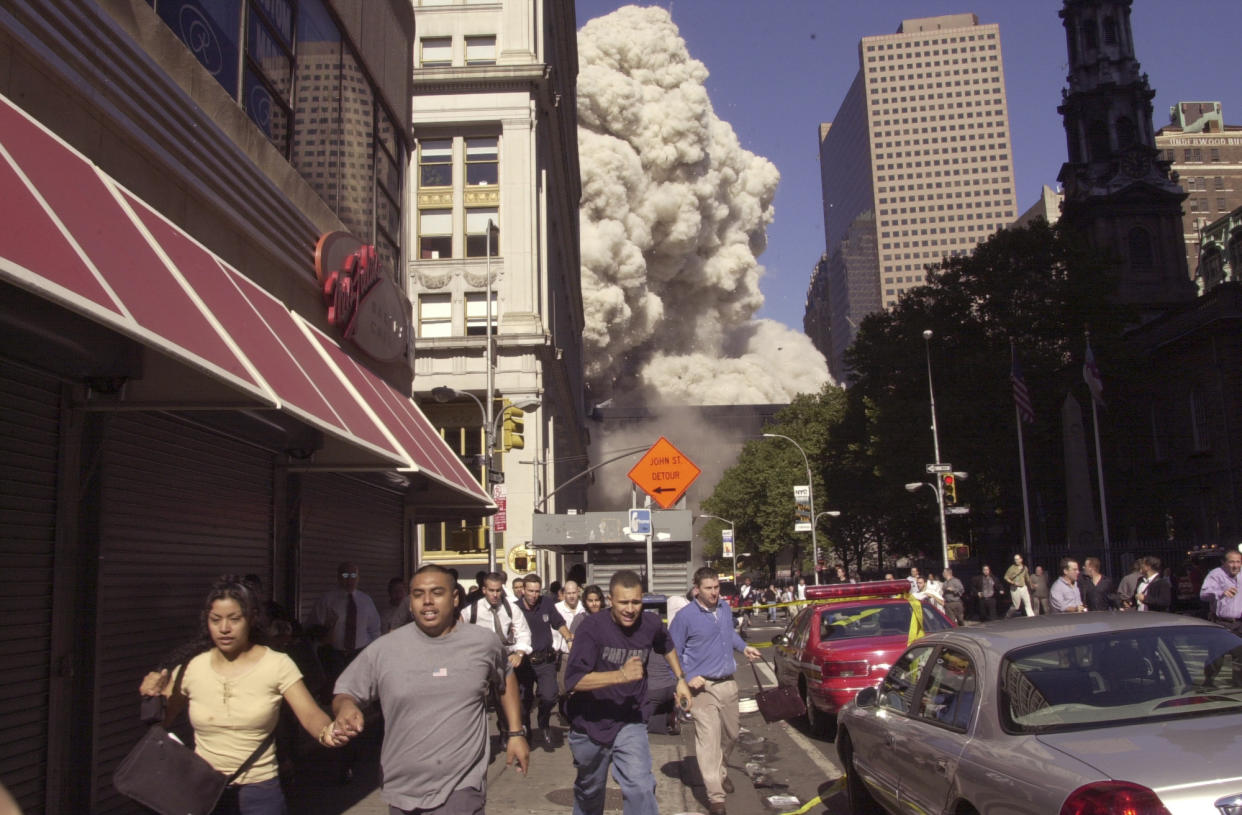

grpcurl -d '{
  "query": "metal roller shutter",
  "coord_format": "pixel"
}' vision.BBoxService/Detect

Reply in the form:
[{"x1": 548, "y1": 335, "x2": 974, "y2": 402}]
[
  {"x1": 91, "y1": 414, "x2": 273, "y2": 813},
  {"x1": 0, "y1": 363, "x2": 61, "y2": 814},
  {"x1": 299, "y1": 474, "x2": 405, "y2": 623}
]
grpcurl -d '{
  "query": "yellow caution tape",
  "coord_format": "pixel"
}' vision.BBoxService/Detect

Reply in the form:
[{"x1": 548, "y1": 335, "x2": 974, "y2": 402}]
[{"x1": 777, "y1": 776, "x2": 844, "y2": 815}]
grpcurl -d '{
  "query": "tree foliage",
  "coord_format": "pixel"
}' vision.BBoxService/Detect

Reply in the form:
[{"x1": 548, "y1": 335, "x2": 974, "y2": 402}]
[{"x1": 703, "y1": 221, "x2": 1130, "y2": 576}]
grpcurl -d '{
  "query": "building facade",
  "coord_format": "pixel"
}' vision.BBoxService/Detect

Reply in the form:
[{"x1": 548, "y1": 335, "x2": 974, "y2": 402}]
[
  {"x1": 1197, "y1": 205, "x2": 1242, "y2": 291},
  {"x1": 1155, "y1": 102, "x2": 1242, "y2": 283},
  {"x1": 811, "y1": 13, "x2": 1018, "y2": 381},
  {"x1": 0, "y1": 2, "x2": 493, "y2": 812},
  {"x1": 407, "y1": 0, "x2": 589, "y2": 580}
]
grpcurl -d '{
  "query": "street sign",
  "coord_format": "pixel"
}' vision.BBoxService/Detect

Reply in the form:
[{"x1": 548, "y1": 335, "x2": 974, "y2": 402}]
[
  {"x1": 487, "y1": 469, "x2": 505, "y2": 485},
  {"x1": 628, "y1": 507, "x2": 652, "y2": 535},
  {"x1": 945, "y1": 506, "x2": 971, "y2": 515},
  {"x1": 926, "y1": 463, "x2": 952, "y2": 473},
  {"x1": 627, "y1": 436, "x2": 701, "y2": 510}
]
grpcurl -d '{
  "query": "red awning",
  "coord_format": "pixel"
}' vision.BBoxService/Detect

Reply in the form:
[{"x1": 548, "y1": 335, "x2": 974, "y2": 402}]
[{"x1": 0, "y1": 93, "x2": 491, "y2": 508}]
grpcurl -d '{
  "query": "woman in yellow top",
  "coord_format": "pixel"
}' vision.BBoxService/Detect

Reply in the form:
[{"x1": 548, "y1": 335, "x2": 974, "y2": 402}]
[{"x1": 139, "y1": 577, "x2": 347, "y2": 814}]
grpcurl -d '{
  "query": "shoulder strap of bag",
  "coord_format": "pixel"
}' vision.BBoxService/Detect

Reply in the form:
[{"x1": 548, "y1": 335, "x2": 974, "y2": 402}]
[
  {"x1": 749, "y1": 658, "x2": 772, "y2": 693},
  {"x1": 224, "y1": 730, "x2": 277, "y2": 785}
]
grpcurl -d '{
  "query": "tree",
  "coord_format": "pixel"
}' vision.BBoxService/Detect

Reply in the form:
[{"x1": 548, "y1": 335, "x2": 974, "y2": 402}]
[{"x1": 840, "y1": 220, "x2": 1130, "y2": 562}]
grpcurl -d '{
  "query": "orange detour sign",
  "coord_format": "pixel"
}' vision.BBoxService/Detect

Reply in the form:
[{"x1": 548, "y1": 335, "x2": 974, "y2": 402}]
[{"x1": 627, "y1": 437, "x2": 701, "y2": 510}]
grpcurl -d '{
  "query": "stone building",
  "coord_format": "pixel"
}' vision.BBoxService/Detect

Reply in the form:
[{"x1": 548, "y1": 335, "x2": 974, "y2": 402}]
[{"x1": 407, "y1": 0, "x2": 589, "y2": 580}]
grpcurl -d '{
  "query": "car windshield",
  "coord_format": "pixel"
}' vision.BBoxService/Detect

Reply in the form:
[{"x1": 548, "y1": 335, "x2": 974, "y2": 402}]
[
  {"x1": 1000, "y1": 626, "x2": 1242, "y2": 733},
  {"x1": 819, "y1": 602, "x2": 952, "y2": 641}
]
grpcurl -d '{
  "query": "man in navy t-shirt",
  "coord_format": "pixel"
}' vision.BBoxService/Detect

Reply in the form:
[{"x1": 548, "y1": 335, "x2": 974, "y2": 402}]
[{"x1": 563, "y1": 570, "x2": 691, "y2": 815}]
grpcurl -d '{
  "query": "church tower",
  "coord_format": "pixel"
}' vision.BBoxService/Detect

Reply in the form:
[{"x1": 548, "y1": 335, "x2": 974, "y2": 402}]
[{"x1": 1057, "y1": 0, "x2": 1196, "y2": 307}]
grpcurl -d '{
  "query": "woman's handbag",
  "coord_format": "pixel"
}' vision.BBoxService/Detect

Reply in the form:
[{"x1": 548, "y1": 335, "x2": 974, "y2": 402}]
[
  {"x1": 115, "y1": 663, "x2": 277, "y2": 815},
  {"x1": 748, "y1": 658, "x2": 807, "y2": 723}
]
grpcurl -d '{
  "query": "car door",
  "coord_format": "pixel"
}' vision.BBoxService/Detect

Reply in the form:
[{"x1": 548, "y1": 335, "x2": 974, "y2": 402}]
[
  {"x1": 895, "y1": 646, "x2": 977, "y2": 814},
  {"x1": 775, "y1": 607, "x2": 811, "y2": 687},
  {"x1": 853, "y1": 644, "x2": 937, "y2": 811}
]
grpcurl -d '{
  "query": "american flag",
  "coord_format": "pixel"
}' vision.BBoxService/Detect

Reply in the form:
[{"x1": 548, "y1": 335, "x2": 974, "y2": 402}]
[
  {"x1": 1010, "y1": 345, "x2": 1035, "y2": 424},
  {"x1": 1083, "y1": 339, "x2": 1105, "y2": 406}
]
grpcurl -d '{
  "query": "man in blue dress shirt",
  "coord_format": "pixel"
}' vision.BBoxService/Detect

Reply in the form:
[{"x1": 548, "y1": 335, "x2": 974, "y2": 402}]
[{"x1": 669, "y1": 567, "x2": 761, "y2": 815}]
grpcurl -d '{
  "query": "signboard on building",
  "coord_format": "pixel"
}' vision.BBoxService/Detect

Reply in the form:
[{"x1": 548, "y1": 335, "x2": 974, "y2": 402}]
[
  {"x1": 314, "y1": 231, "x2": 411, "y2": 362},
  {"x1": 627, "y1": 436, "x2": 701, "y2": 510},
  {"x1": 793, "y1": 485, "x2": 812, "y2": 532}
]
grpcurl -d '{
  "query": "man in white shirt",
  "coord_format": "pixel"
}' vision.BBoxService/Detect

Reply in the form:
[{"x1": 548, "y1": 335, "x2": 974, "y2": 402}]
[
  {"x1": 553, "y1": 580, "x2": 586, "y2": 655},
  {"x1": 464, "y1": 571, "x2": 532, "y2": 667}
]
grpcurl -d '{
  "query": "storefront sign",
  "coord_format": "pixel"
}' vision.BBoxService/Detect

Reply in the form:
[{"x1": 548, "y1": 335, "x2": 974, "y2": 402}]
[{"x1": 314, "y1": 231, "x2": 410, "y2": 362}]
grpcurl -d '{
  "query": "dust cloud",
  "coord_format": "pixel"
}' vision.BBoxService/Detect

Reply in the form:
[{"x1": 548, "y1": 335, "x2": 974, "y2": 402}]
[{"x1": 577, "y1": 5, "x2": 831, "y2": 408}]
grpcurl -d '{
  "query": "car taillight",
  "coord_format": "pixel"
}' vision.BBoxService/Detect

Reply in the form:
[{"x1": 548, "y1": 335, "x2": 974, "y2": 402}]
[
  {"x1": 823, "y1": 660, "x2": 869, "y2": 679},
  {"x1": 1060, "y1": 781, "x2": 1171, "y2": 815}
]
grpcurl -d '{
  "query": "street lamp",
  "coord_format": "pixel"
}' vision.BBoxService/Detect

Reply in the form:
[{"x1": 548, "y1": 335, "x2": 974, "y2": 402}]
[
  {"x1": 431, "y1": 385, "x2": 539, "y2": 571},
  {"x1": 763, "y1": 432, "x2": 821, "y2": 584},
  {"x1": 921, "y1": 329, "x2": 950, "y2": 572},
  {"x1": 697, "y1": 514, "x2": 736, "y2": 581}
]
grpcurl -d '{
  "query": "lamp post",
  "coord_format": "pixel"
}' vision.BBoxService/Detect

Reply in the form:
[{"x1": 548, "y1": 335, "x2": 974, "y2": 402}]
[
  {"x1": 921, "y1": 329, "x2": 950, "y2": 572},
  {"x1": 431, "y1": 385, "x2": 539, "y2": 572},
  {"x1": 763, "y1": 432, "x2": 820, "y2": 584},
  {"x1": 697, "y1": 514, "x2": 736, "y2": 581}
]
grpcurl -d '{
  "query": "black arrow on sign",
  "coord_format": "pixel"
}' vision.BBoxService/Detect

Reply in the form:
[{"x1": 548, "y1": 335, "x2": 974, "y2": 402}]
[{"x1": 652, "y1": 486, "x2": 677, "y2": 493}]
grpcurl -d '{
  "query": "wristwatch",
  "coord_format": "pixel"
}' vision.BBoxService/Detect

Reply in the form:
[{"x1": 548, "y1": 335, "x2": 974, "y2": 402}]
[{"x1": 505, "y1": 727, "x2": 528, "y2": 738}]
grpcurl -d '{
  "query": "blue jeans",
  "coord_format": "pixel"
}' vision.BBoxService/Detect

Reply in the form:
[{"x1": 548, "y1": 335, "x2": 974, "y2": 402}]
[
  {"x1": 569, "y1": 723, "x2": 658, "y2": 815},
  {"x1": 212, "y1": 777, "x2": 285, "y2": 815}
]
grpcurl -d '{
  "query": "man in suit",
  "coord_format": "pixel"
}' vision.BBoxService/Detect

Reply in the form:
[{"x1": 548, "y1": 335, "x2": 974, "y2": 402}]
[{"x1": 1135, "y1": 556, "x2": 1172, "y2": 612}]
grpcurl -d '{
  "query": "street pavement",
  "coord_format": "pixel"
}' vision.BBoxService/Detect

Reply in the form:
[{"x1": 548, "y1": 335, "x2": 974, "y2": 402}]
[{"x1": 287, "y1": 620, "x2": 848, "y2": 814}]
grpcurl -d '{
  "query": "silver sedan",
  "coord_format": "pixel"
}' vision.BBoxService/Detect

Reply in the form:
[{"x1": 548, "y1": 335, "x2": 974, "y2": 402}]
[{"x1": 836, "y1": 612, "x2": 1242, "y2": 814}]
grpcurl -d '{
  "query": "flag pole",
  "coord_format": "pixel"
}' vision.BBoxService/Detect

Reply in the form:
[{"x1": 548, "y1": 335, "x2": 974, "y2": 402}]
[
  {"x1": 1089, "y1": 391, "x2": 1111, "y2": 561},
  {"x1": 1015, "y1": 399, "x2": 1033, "y2": 561},
  {"x1": 1083, "y1": 329, "x2": 1112, "y2": 563}
]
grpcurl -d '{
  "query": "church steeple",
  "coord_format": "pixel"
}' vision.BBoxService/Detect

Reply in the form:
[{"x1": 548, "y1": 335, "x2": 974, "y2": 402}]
[{"x1": 1057, "y1": 0, "x2": 1196, "y2": 307}]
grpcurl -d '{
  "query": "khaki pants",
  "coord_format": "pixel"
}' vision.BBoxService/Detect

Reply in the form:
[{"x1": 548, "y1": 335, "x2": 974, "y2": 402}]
[{"x1": 692, "y1": 678, "x2": 739, "y2": 804}]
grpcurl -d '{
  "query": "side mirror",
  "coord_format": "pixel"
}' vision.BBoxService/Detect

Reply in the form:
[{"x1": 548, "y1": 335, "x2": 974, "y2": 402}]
[
  {"x1": 855, "y1": 686, "x2": 878, "y2": 708},
  {"x1": 772, "y1": 633, "x2": 787, "y2": 646}
]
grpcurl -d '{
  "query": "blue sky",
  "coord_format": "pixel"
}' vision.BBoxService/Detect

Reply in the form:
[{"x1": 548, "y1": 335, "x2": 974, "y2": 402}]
[{"x1": 574, "y1": 1, "x2": 1242, "y2": 332}]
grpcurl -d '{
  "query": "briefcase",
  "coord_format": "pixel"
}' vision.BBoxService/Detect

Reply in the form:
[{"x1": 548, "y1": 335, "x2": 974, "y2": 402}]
[{"x1": 749, "y1": 659, "x2": 807, "y2": 723}]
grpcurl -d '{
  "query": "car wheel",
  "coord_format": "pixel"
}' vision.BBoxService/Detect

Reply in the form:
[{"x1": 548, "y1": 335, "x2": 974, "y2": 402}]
[
  {"x1": 838, "y1": 731, "x2": 882, "y2": 815},
  {"x1": 802, "y1": 682, "x2": 834, "y2": 740}
]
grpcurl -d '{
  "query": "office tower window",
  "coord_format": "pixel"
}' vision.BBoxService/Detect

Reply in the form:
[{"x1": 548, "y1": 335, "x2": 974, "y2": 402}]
[
  {"x1": 419, "y1": 210, "x2": 452, "y2": 259},
  {"x1": 465, "y1": 292, "x2": 498, "y2": 335},
  {"x1": 420, "y1": 37, "x2": 452, "y2": 67},
  {"x1": 466, "y1": 137, "x2": 499, "y2": 185},
  {"x1": 420, "y1": 140, "x2": 453, "y2": 187},
  {"x1": 465, "y1": 36, "x2": 496, "y2": 65},
  {"x1": 418, "y1": 293, "x2": 452, "y2": 336},
  {"x1": 466, "y1": 208, "x2": 499, "y2": 257}
]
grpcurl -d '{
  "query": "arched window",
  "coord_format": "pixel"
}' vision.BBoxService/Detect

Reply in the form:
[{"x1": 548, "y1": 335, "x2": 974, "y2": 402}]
[
  {"x1": 1115, "y1": 117, "x2": 1137, "y2": 149},
  {"x1": 1198, "y1": 245, "x2": 1223, "y2": 289},
  {"x1": 1128, "y1": 227, "x2": 1154, "y2": 277},
  {"x1": 1087, "y1": 120, "x2": 1110, "y2": 160},
  {"x1": 1102, "y1": 16, "x2": 1118, "y2": 45},
  {"x1": 1083, "y1": 18, "x2": 1098, "y2": 49},
  {"x1": 1227, "y1": 229, "x2": 1242, "y2": 281}
]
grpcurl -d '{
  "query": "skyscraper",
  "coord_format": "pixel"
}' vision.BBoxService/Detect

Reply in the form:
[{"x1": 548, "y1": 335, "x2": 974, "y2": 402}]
[{"x1": 808, "y1": 13, "x2": 1018, "y2": 381}]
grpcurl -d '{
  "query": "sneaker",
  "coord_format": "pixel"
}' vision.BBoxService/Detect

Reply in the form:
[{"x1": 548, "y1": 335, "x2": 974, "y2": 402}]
[
  {"x1": 708, "y1": 802, "x2": 727, "y2": 815},
  {"x1": 722, "y1": 776, "x2": 735, "y2": 794}
]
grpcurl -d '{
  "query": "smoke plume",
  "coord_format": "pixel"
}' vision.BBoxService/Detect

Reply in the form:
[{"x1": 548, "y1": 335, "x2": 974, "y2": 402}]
[{"x1": 577, "y1": 5, "x2": 830, "y2": 407}]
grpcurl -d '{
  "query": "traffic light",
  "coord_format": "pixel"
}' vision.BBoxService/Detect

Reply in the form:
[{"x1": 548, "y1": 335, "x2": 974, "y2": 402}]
[
  {"x1": 940, "y1": 473, "x2": 957, "y2": 505},
  {"x1": 501, "y1": 399, "x2": 525, "y2": 451}
]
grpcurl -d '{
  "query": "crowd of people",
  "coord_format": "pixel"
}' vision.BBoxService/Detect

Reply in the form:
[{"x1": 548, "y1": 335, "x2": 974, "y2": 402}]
[{"x1": 136, "y1": 563, "x2": 772, "y2": 815}]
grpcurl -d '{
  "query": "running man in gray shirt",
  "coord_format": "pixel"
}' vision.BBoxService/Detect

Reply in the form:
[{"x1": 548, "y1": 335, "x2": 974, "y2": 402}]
[{"x1": 331, "y1": 565, "x2": 529, "y2": 814}]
